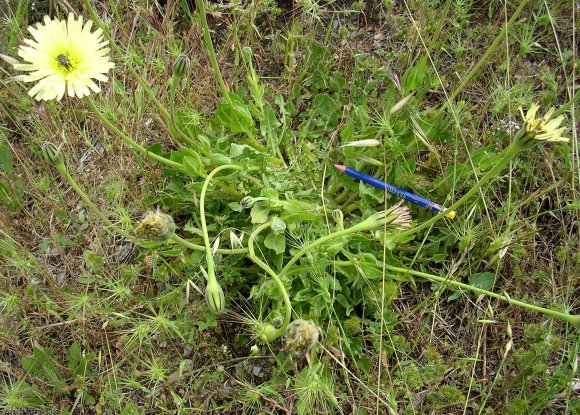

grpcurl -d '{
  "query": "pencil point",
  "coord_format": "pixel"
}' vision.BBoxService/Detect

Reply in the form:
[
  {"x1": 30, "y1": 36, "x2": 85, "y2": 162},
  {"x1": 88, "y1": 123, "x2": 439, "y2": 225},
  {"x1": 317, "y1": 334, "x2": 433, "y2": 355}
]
[{"x1": 334, "y1": 164, "x2": 346, "y2": 172}]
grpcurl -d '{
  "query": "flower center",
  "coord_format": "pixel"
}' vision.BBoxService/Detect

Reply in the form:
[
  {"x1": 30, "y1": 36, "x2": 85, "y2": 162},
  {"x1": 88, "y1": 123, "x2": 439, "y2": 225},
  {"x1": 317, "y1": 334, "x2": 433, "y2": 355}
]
[{"x1": 56, "y1": 54, "x2": 74, "y2": 73}]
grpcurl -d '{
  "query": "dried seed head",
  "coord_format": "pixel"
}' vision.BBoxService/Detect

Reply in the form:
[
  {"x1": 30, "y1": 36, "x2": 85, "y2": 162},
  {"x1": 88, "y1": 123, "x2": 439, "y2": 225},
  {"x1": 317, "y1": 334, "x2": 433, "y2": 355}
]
[
  {"x1": 135, "y1": 210, "x2": 176, "y2": 242},
  {"x1": 283, "y1": 319, "x2": 320, "y2": 356}
]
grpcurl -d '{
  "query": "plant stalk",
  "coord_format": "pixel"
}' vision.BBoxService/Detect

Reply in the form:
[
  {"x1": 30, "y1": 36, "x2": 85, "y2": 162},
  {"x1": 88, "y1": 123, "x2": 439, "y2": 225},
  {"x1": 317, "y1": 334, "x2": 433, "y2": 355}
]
[
  {"x1": 384, "y1": 264, "x2": 580, "y2": 329},
  {"x1": 398, "y1": 143, "x2": 521, "y2": 239},
  {"x1": 199, "y1": 165, "x2": 241, "y2": 285},
  {"x1": 435, "y1": 0, "x2": 529, "y2": 118},
  {"x1": 194, "y1": 0, "x2": 231, "y2": 104},
  {"x1": 86, "y1": 98, "x2": 187, "y2": 172},
  {"x1": 247, "y1": 221, "x2": 293, "y2": 340}
]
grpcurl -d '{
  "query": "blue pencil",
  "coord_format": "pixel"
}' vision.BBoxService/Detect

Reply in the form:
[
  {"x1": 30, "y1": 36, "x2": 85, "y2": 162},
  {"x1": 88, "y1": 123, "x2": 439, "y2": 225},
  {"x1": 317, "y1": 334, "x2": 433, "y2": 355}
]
[{"x1": 334, "y1": 164, "x2": 456, "y2": 219}]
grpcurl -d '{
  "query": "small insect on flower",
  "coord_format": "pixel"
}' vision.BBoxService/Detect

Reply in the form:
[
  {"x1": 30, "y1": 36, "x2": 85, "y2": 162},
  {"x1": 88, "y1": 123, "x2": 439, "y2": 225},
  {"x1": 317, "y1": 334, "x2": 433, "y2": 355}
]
[{"x1": 3, "y1": 13, "x2": 115, "y2": 101}]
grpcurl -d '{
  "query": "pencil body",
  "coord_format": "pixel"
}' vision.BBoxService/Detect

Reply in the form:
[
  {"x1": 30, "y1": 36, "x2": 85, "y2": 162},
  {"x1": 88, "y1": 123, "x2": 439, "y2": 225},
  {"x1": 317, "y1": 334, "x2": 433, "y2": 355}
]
[{"x1": 335, "y1": 165, "x2": 455, "y2": 219}]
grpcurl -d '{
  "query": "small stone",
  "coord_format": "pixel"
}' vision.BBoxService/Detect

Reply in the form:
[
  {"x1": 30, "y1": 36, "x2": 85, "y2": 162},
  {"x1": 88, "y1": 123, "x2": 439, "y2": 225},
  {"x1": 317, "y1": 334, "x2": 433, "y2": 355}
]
[
  {"x1": 183, "y1": 344, "x2": 193, "y2": 357},
  {"x1": 250, "y1": 365, "x2": 262, "y2": 377},
  {"x1": 56, "y1": 271, "x2": 66, "y2": 285}
]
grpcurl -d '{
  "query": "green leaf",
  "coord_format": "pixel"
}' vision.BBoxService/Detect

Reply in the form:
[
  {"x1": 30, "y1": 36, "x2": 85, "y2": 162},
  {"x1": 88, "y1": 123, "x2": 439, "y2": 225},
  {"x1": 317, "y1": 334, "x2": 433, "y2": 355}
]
[
  {"x1": 264, "y1": 232, "x2": 286, "y2": 254},
  {"x1": 468, "y1": 272, "x2": 496, "y2": 291},
  {"x1": 215, "y1": 94, "x2": 255, "y2": 134},
  {"x1": 228, "y1": 202, "x2": 243, "y2": 212},
  {"x1": 210, "y1": 153, "x2": 232, "y2": 166},
  {"x1": 250, "y1": 201, "x2": 270, "y2": 224},
  {"x1": 83, "y1": 250, "x2": 104, "y2": 273},
  {"x1": 183, "y1": 154, "x2": 204, "y2": 176},
  {"x1": 0, "y1": 131, "x2": 13, "y2": 174},
  {"x1": 260, "y1": 105, "x2": 281, "y2": 143},
  {"x1": 402, "y1": 56, "x2": 427, "y2": 93},
  {"x1": 68, "y1": 341, "x2": 81, "y2": 373},
  {"x1": 230, "y1": 143, "x2": 259, "y2": 158},
  {"x1": 197, "y1": 310, "x2": 217, "y2": 331},
  {"x1": 270, "y1": 217, "x2": 286, "y2": 232}
]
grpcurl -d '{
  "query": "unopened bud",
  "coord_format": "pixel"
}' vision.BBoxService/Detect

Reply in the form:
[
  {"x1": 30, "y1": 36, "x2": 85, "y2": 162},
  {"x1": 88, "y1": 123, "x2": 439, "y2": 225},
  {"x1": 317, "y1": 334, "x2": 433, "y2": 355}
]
[
  {"x1": 341, "y1": 139, "x2": 381, "y2": 148},
  {"x1": 205, "y1": 278, "x2": 225, "y2": 314},
  {"x1": 41, "y1": 142, "x2": 65, "y2": 168},
  {"x1": 240, "y1": 196, "x2": 256, "y2": 209},
  {"x1": 135, "y1": 210, "x2": 176, "y2": 242},
  {"x1": 353, "y1": 200, "x2": 412, "y2": 232},
  {"x1": 173, "y1": 54, "x2": 190, "y2": 78},
  {"x1": 389, "y1": 93, "x2": 414, "y2": 114},
  {"x1": 332, "y1": 209, "x2": 344, "y2": 230},
  {"x1": 241, "y1": 46, "x2": 253, "y2": 62}
]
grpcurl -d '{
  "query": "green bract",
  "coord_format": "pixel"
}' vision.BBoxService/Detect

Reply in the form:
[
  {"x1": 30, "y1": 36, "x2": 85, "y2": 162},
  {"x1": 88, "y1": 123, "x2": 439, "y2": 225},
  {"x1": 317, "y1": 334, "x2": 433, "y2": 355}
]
[
  {"x1": 205, "y1": 278, "x2": 225, "y2": 314},
  {"x1": 172, "y1": 54, "x2": 190, "y2": 78}
]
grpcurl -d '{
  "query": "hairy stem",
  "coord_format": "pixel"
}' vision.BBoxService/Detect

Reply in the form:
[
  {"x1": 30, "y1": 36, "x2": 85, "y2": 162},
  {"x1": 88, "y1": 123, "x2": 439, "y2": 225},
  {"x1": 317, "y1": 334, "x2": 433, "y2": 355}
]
[
  {"x1": 194, "y1": 0, "x2": 231, "y2": 104},
  {"x1": 199, "y1": 165, "x2": 241, "y2": 285},
  {"x1": 398, "y1": 143, "x2": 521, "y2": 239},
  {"x1": 247, "y1": 221, "x2": 293, "y2": 340},
  {"x1": 86, "y1": 98, "x2": 186, "y2": 172},
  {"x1": 435, "y1": 0, "x2": 529, "y2": 117},
  {"x1": 384, "y1": 264, "x2": 579, "y2": 329}
]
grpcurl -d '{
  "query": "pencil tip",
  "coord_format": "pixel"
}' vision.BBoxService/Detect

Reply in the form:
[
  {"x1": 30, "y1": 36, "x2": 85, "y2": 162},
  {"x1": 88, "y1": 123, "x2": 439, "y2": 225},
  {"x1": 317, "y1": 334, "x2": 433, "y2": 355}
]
[{"x1": 334, "y1": 164, "x2": 346, "y2": 172}]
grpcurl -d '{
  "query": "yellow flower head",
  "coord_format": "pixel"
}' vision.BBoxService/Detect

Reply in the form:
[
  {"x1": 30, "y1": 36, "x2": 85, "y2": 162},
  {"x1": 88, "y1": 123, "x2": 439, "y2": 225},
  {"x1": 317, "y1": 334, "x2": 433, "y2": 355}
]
[
  {"x1": 6, "y1": 14, "x2": 114, "y2": 101},
  {"x1": 515, "y1": 103, "x2": 569, "y2": 148}
]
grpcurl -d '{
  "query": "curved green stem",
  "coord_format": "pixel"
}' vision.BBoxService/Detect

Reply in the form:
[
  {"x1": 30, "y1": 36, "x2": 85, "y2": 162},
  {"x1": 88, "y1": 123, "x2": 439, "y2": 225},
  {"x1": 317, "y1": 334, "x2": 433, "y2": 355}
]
[
  {"x1": 81, "y1": 0, "x2": 172, "y2": 122},
  {"x1": 171, "y1": 234, "x2": 245, "y2": 255},
  {"x1": 48, "y1": 151, "x2": 246, "y2": 256},
  {"x1": 279, "y1": 228, "x2": 354, "y2": 280},
  {"x1": 399, "y1": 143, "x2": 522, "y2": 239},
  {"x1": 193, "y1": 0, "x2": 231, "y2": 104},
  {"x1": 247, "y1": 221, "x2": 292, "y2": 340},
  {"x1": 383, "y1": 264, "x2": 580, "y2": 329},
  {"x1": 199, "y1": 165, "x2": 241, "y2": 284},
  {"x1": 86, "y1": 98, "x2": 187, "y2": 172}
]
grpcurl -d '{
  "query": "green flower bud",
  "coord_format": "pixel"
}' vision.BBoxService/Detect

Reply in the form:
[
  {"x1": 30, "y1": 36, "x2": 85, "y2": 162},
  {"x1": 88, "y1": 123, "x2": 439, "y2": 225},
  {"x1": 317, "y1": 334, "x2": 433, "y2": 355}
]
[
  {"x1": 172, "y1": 54, "x2": 190, "y2": 78},
  {"x1": 283, "y1": 319, "x2": 320, "y2": 356},
  {"x1": 254, "y1": 322, "x2": 278, "y2": 344},
  {"x1": 240, "y1": 196, "x2": 256, "y2": 209},
  {"x1": 135, "y1": 210, "x2": 176, "y2": 242},
  {"x1": 351, "y1": 200, "x2": 411, "y2": 232},
  {"x1": 205, "y1": 278, "x2": 225, "y2": 314},
  {"x1": 41, "y1": 142, "x2": 65, "y2": 168},
  {"x1": 331, "y1": 209, "x2": 344, "y2": 230},
  {"x1": 241, "y1": 46, "x2": 253, "y2": 62}
]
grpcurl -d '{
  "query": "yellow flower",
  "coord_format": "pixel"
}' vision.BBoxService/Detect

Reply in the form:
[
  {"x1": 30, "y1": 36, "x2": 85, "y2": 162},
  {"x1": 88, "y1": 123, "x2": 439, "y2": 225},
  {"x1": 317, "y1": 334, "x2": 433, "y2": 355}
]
[
  {"x1": 7, "y1": 14, "x2": 114, "y2": 101},
  {"x1": 516, "y1": 103, "x2": 569, "y2": 148}
]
